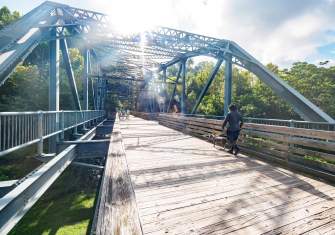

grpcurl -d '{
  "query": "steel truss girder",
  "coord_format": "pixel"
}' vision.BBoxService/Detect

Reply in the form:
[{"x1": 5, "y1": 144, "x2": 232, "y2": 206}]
[
  {"x1": 91, "y1": 75, "x2": 175, "y2": 85},
  {"x1": 0, "y1": 3, "x2": 55, "y2": 86},
  {"x1": 159, "y1": 40, "x2": 335, "y2": 122},
  {"x1": 0, "y1": 1, "x2": 334, "y2": 122},
  {"x1": 228, "y1": 42, "x2": 334, "y2": 122}
]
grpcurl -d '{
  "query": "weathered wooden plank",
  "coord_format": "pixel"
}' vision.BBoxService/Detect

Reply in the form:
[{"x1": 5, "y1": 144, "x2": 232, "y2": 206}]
[
  {"x1": 159, "y1": 114, "x2": 223, "y2": 126},
  {"x1": 160, "y1": 115, "x2": 335, "y2": 179},
  {"x1": 307, "y1": 220, "x2": 335, "y2": 235},
  {"x1": 242, "y1": 129, "x2": 289, "y2": 143},
  {"x1": 143, "y1": 187, "x2": 335, "y2": 234},
  {"x1": 290, "y1": 136, "x2": 335, "y2": 152},
  {"x1": 240, "y1": 135, "x2": 289, "y2": 151},
  {"x1": 242, "y1": 123, "x2": 335, "y2": 141},
  {"x1": 138, "y1": 178, "x2": 330, "y2": 220},
  {"x1": 185, "y1": 119, "x2": 222, "y2": 131},
  {"x1": 240, "y1": 143, "x2": 288, "y2": 160},
  {"x1": 195, "y1": 198, "x2": 335, "y2": 235},
  {"x1": 292, "y1": 146, "x2": 335, "y2": 162},
  {"x1": 287, "y1": 156, "x2": 335, "y2": 182},
  {"x1": 94, "y1": 115, "x2": 143, "y2": 235},
  {"x1": 120, "y1": 115, "x2": 335, "y2": 235},
  {"x1": 265, "y1": 206, "x2": 335, "y2": 235},
  {"x1": 160, "y1": 115, "x2": 335, "y2": 156},
  {"x1": 288, "y1": 153, "x2": 335, "y2": 173},
  {"x1": 131, "y1": 111, "x2": 158, "y2": 120}
]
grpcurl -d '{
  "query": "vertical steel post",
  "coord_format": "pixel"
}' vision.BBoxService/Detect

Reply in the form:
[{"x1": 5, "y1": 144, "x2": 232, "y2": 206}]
[
  {"x1": 74, "y1": 111, "x2": 78, "y2": 135},
  {"x1": 167, "y1": 63, "x2": 182, "y2": 113},
  {"x1": 96, "y1": 78, "x2": 101, "y2": 110},
  {"x1": 181, "y1": 59, "x2": 187, "y2": 114},
  {"x1": 101, "y1": 79, "x2": 106, "y2": 110},
  {"x1": 60, "y1": 38, "x2": 81, "y2": 111},
  {"x1": 49, "y1": 28, "x2": 59, "y2": 153},
  {"x1": 60, "y1": 110, "x2": 65, "y2": 140},
  {"x1": 94, "y1": 78, "x2": 98, "y2": 110},
  {"x1": 224, "y1": 54, "x2": 232, "y2": 116},
  {"x1": 37, "y1": 111, "x2": 43, "y2": 156},
  {"x1": 191, "y1": 58, "x2": 223, "y2": 114},
  {"x1": 83, "y1": 49, "x2": 89, "y2": 110},
  {"x1": 162, "y1": 67, "x2": 167, "y2": 112},
  {"x1": 91, "y1": 78, "x2": 96, "y2": 110},
  {"x1": 88, "y1": 53, "x2": 97, "y2": 110}
]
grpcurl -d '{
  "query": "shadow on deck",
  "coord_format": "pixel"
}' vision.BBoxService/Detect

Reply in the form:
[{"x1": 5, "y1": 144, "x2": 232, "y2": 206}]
[{"x1": 121, "y1": 116, "x2": 335, "y2": 235}]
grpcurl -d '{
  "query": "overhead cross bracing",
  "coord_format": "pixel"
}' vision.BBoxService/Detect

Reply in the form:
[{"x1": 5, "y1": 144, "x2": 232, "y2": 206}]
[{"x1": 0, "y1": 1, "x2": 334, "y2": 122}]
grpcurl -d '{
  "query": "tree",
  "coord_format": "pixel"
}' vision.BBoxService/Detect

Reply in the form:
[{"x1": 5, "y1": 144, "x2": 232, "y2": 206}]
[{"x1": 0, "y1": 6, "x2": 20, "y2": 29}]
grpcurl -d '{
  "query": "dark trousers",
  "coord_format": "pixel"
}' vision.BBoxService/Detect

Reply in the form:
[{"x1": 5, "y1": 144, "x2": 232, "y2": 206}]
[{"x1": 226, "y1": 130, "x2": 240, "y2": 149}]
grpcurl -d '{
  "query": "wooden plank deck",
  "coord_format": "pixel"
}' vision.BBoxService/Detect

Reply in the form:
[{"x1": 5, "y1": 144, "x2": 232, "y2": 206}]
[{"x1": 120, "y1": 116, "x2": 335, "y2": 235}]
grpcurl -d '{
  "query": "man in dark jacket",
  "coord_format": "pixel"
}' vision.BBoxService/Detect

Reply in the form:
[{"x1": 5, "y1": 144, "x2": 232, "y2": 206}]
[{"x1": 222, "y1": 104, "x2": 243, "y2": 155}]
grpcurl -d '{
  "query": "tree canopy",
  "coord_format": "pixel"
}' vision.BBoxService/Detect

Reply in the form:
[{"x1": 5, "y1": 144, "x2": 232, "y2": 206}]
[
  {"x1": 163, "y1": 60, "x2": 335, "y2": 120},
  {"x1": 0, "y1": 6, "x2": 20, "y2": 30}
]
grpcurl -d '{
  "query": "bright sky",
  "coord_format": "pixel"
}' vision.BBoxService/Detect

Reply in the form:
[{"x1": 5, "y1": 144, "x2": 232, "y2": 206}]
[{"x1": 3, "y1": 0, "x2": 335, "y2": 67}]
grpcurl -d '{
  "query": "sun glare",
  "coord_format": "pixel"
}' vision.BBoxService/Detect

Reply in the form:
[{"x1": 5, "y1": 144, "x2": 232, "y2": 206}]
[{"x1": 106, "y1": 0, "x2": 170, "y2": 34}]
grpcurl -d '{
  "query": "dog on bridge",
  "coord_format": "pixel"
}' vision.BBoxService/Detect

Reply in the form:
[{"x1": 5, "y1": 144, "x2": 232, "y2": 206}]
[{"x1": 207, "y1": 132, "x2": 228, "y2": 149}]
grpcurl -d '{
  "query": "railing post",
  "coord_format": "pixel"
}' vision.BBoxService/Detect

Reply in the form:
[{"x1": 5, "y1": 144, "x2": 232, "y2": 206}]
[
  {"x1": 60, "y1": 110, "x2": 65, "y2": 140},
  {"x1": 48, "y1": 27, "x2": 60, "y2": 154},
  {"x1": 181, "y1": 59, "x2": 187, "y2": 114},
  {"x1": 37, "y1": 111, "x2": 43, "y2": 156},
  {"x1": 83, "y1": 49, "x2": 89, "y2": 111},
  {"x1": 82, "y1": 111, "x2": 88, "y2": 131},
  {"x1": 74, "y1": 111, "x2": 79, "y2": 135},
  {"x1": 287, "y1": 119, "x2": 295, "y2": 163}
]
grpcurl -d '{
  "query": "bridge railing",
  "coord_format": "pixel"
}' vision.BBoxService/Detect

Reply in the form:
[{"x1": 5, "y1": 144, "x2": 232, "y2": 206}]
[
  {"x1": 134, "y1": 112, "x2": 335, "y2": 182},
  {"x1": 181, "y1": 114, "x2": 334, "y2": 131},
  {"x1": 0, "y1": 110, "x2": 105, "y2": 157}
]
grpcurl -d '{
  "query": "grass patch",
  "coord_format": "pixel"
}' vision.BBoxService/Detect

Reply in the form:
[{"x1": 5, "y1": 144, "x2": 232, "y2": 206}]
[
  {"x1": 0, "y1": 146, "x2": 40, "y2": 180},
  {"x1": 304, "y1": 155, "x2": 335, "y2": 165},
  {"x1": 9, "y1": 166, "x2": 99, "y2": 235}
]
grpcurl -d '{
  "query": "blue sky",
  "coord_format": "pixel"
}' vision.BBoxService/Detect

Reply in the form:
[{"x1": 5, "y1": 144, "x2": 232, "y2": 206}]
[{"x1": 2, "y1": 0, "x2": 335, "y2": 67}]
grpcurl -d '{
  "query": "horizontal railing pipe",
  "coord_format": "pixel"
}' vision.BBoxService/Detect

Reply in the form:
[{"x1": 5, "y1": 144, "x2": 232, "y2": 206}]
[{"x1": 0, "y1": 110, "x2": 105, "y2": 157}]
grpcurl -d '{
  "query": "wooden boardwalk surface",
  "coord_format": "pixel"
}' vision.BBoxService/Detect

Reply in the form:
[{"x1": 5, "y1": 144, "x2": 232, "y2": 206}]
[{"x1": 120, "y1": 116, "x2": 335, "y2": 235}]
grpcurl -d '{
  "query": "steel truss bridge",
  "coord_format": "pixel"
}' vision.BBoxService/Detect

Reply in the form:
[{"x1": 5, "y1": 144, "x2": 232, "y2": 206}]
[{"x1": 0, "y1": 1, "x2": 334, "y2": 235}]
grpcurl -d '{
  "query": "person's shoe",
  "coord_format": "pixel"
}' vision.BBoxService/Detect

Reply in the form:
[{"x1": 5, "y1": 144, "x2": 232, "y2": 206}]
[
  {"x1": 228, "y1": 148, "x2": 234, "y2": 154},
  {"x1": 234, "y1": 147, "x2": 240, "y2": 155}
]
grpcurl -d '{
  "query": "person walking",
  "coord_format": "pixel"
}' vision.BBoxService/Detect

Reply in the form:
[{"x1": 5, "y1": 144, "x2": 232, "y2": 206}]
[{"x1": 222, "y1": 104, "x2": 243, "y2": 155}]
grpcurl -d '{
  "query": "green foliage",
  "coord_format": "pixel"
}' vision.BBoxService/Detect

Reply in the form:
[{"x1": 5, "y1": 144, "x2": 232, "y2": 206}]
[
  {"x1": 0, "y1": 47, "x2": 85, "y2": 112},
  {"x1": 0, "y1": 65, "x2": 48, "y2": 111},
  {"x1": 304, "y1": 155, "x2": 335, "y2": 165},
  {"x1": 167, "y1": 59, "x2": 335, "y2": 120},
  {"x1": 9, "y1": 167, "x2": 97, "y2": 235},
  {"x1": 0, "y1": 6, "x2": 20, "y2": 29}
]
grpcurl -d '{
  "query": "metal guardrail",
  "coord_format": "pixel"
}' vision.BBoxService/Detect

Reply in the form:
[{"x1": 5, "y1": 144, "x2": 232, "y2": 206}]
[{"x1": 0, "y1": 110, "x2": 105, "y2": 157}]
